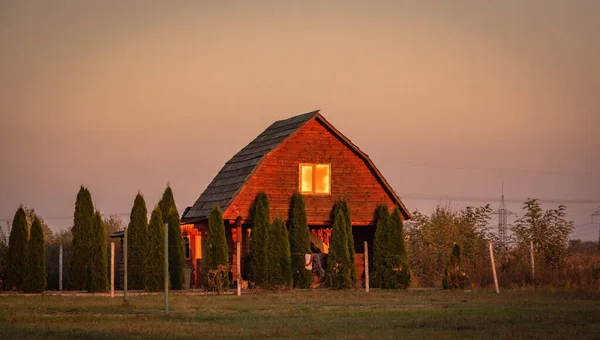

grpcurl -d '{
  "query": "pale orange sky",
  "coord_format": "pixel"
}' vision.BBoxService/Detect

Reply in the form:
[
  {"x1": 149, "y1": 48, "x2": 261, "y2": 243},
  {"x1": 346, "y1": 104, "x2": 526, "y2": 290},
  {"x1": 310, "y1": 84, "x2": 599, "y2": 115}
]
[{"x1": 1, "y1": 1, "x2": 599, "y2": 239}]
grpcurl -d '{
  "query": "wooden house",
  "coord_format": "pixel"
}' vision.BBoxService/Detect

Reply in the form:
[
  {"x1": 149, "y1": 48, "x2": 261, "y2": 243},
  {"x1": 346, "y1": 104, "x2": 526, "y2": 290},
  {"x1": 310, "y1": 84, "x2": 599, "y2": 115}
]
[{"x1": 180, "y1": 110, "x2": 410, "y2": 287}]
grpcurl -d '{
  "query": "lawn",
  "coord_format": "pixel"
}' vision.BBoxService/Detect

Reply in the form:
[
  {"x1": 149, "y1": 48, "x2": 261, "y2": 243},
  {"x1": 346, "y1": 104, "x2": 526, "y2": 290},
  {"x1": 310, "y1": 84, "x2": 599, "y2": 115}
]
[{"x1": 0, "y1": 289, "x2": 598, "y2": 339}]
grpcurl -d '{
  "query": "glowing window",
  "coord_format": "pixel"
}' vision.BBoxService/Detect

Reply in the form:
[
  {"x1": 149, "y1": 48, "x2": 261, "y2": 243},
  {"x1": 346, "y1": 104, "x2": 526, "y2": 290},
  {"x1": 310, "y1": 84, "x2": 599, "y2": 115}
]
[{"x1": 299, "y1": 164, "x2": 331, "y2": 194}]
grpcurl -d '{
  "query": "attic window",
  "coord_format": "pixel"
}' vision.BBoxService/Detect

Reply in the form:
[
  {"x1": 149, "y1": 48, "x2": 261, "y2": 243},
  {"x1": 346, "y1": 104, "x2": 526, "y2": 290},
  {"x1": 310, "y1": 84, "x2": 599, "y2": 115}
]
[{"x1": 300, "y1": 164, "x2": 331, "y2": 194}]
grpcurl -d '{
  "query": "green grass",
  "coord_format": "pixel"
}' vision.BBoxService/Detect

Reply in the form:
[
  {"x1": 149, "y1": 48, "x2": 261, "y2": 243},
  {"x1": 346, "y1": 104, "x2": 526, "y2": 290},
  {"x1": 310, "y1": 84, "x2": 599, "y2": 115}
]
[{"x1": 0, "y1": 289, "x2": 599, "y2": 339}]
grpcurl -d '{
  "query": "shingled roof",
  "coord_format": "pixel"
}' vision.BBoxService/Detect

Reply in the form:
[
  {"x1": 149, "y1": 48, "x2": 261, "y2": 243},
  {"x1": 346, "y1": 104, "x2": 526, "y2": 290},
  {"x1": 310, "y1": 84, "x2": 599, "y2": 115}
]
[
  {"x1": 181, "y1": 110, "x2": 411, "y2": 223},
  {"x1": 181, "y1": 110, "x2": 320, "y2": 222}
]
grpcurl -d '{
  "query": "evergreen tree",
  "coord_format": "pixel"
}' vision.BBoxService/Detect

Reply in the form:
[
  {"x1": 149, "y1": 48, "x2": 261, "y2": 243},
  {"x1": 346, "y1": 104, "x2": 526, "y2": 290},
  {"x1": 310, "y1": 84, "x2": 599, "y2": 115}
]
[
  {"x1": 158, "y1": 186, "x2": 185, "y2": 290},
  {"x1": 288, "y1": 192, "x2": 312, "y2": 288},
  {"x1": 24, "y1": 217, "x2": 46, "y2": 293},
  {"x1": 204, "y1": 205, "x2": 229, "y2": 291},
  {"x1": 442, "y1": 244, "x2": 469, "y2": 289},
  {"x1": 71, "y1": 186, "x2": 95, "y2": 291},
  {"x1": 87, "y1": 212, "x2": 108, "y2": 293},
  {"x1": 127, "y1": 193, "x2": 148, "y2": 290},
  {"x1": 249, "y1": 192, "x2": 269, "y2": 287},
  {"x1": 146, "y1": 206, "x2": 165, "y2": 292},
  {"x1": 266, "y1": 217, "x2": 292, "y2": 288},
  {"x1": 338, "y1": 200, "x2": 356, "y2": 286},
  {"x1": 387, "y1": 206, "x2": 411, "y2": 289},
  {"x1": 6, "y1": 206, "x2": 28, "y2": 290},
  {"x1": 327, "y1": 207, "x2": 352, "y2": 289},
  {"x1": 373, "y1": 205, "x2": 390, "y2": 288}
]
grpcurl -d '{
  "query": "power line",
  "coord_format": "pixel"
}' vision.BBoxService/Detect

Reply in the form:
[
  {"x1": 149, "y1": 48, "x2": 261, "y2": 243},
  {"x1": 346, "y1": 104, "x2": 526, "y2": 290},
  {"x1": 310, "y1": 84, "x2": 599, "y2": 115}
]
[
  {"x1": 398, "y1": 193, "x2": 600, "y2": 205},
  {"x1": 384, "y1": 160, "x2": 600, "y2": 177}
]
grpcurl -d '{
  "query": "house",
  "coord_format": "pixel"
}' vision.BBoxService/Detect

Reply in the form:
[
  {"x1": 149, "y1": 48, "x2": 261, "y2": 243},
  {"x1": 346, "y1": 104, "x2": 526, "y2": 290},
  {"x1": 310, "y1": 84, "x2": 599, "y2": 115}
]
[{"x1": 180, "y1": 110, "x2": 411, "y2": 287}]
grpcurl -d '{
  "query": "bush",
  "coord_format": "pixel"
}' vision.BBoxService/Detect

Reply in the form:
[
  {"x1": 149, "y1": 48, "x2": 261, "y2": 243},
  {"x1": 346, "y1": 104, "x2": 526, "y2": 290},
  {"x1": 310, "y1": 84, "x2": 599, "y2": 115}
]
[
  {"x1": 288, "y1": 192, "x2": 311, "y2": 288},
  {"x1": 387, "y1": 206, "x2": 411, "y2": 289},
  {"x1": 327, "y1": 206, "x2": 352, "y2": 289},
  {"x1": 87, "y1": 212, "x2": 108, "y2": 293},
  {"x1": 24, "y1": 217, "x2": 46, "y2": 293},
  {"x1": 266, "y1": 217, "x2": 292, "y2": 289},
  {"x1": 158, "y1": 185, "x2": 186, "y2": 290},
  {"x1": 337, "y1": 200, "x2": 356, "y2": 286},
  {"x1": 249, "y1": 192, "x2": 269, "y2": 287},
  {"x1": 373, "y1": 205, "x2": 391, "y2": 288},
  {"x1": 204, "y1": 205, "x2": 229, "y2": 291},
  {"x1": 442, "y1": 244, "x2": 469, "y2": 289},
  {"x1": 127, "y1": 193, "x2": 148, "y2": 290},
  {"x1": 71, "y1": 187, "x2": 94, "y2": 291},
  {"x1": 6, "y1": 206, "x2": 28, "y2": 291},
  {"x1": 146, "y1": 206, "x2": 166, "y2": 292}
]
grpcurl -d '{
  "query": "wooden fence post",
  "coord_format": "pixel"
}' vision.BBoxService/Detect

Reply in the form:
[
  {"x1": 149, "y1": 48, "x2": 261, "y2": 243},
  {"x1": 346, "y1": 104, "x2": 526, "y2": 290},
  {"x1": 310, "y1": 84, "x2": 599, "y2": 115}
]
[
  {"x1": 237, "y1": 242, "x2": 241, "y2": 296},
  {"x1": 59, "y1": 243, "x2": 63, "y2": 291},
  {"x1": 530, "y1": 240, "x2": 535, "y2": 283},
  {"x1": 110, "y1": 242, "x2": 115, "y2": 298},
  {"x1": 364, "y1": 241, "x2": 369, "y2": 293},
  {"x1": 489, "y1": 241, "x2": 499, "y2": 294}
]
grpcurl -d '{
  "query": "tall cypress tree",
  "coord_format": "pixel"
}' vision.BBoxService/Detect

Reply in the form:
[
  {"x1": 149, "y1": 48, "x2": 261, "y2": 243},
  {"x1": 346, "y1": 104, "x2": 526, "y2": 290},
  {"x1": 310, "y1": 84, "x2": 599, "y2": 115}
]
[
  {"x1": 289, "y1": 192, "x2": 312, "y2": 288},
  {"x1": 387, "y1": 206, "x2": 411, "y2": 289},
  {"x1": 249, "y1": 192, "x2": 269, "y2": 287},
  {"x1": 327, "y1": 207, "x2": 352, "y2": 289},
  {"x1": 204, "y1": 205, "x2": 229, "y2": 291},
  {"x1": 373, "y1": 205, "x2": 390, "y2": 288},
  {"x1": 267, "y1": 217, "x2": 292, "y2": 288},
  {"x1": 338, "y1": 200, "x2": 356, "y2": 286},
  {"x1": 6, "y1": 206, "x2": 28, "y2": 290},
  {"x1": 24, "y1": 217, "x2": 46, "y2": 293},
  {"x1": 146, "y1": 206, "x2": 165, "y2": 292},
  {"x1": 87, "y1": 212, "x2": 108, "y2": 293},
  {"x1": 127, "y1": 193, "x2": 148, "y2": 290},
  {"x1": 71, "y1": 187, "x2": 94, "y2": 291},
  {"x1": 158, "y1": 186, "x2": 185, "y2": 290}
]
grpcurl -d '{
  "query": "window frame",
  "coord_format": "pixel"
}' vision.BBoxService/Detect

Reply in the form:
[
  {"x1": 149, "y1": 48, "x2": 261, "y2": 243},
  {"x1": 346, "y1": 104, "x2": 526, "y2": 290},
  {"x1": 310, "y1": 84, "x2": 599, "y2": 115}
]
[
  {"x1": 298, "y1": 163, "x2": 332, "y2": 195},
  {"x1": 183, "y1": 236, "x2": 191, "y2": 260}
]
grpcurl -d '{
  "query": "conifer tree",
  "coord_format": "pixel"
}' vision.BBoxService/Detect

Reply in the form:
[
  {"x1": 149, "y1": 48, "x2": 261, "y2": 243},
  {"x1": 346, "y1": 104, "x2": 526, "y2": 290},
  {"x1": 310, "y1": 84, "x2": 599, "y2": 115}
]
[
  {"x1": 387, "y1": 206, "x2": 411, "y2": 289},
  {"x1": 249, "y1": 192, "x2": 269, "y2": 287},
  {"x1": 71, "y1": 186, "x2": 95, "y2": 291},
  {"x1": 158, "y1": 185, "x2": 186, "y2": 290},
  {"x1": 24, "y1": 217, "x2": 46, "y2": 293},
  {"x1": 373, "y1": 205, "x2": 390, "y2": 288},
  {"x1": 442, "y1": 243, "x2": 469, "y2": 289},
  {"x1": 288, "y1": 192, "x2": 311, "y2": 288},
  {"x1": 127, "y1": 193, "x2": 148, "y2": 290},
  {"x1": 204, "y1": 205, "x2": 229, "y2": 291},
  {"x1": 327, "y1": 207, "x2": 352, "y2": 289},
  {"x1": 267, "y1": 217, "x2": 292, "y2": 288},
  {"x1": 146, "y1": 206, "x2": 165, "y2": 292},
  {"x1": 338, "y1": 200, "x2": 356, "y2": 286},
  {"x1": 6, "y1": 206, "x2": 28, "y2": 290},
  {"x1": 87, "y1": 211, "x2": 108, "y2": 293}
]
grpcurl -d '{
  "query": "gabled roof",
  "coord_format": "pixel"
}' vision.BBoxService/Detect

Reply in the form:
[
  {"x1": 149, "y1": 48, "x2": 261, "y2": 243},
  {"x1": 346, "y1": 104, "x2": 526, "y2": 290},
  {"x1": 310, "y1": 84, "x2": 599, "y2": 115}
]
[{"x1": 181, "y1": 110, "x2": 411, "y2": 223}]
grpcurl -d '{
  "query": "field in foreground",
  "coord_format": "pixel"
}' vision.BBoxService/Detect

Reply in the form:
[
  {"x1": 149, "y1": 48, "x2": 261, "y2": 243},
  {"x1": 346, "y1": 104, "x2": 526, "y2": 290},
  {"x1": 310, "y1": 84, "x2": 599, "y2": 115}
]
[{"x1": 0, "y1": 289, "x2": 599, "y2": 339}]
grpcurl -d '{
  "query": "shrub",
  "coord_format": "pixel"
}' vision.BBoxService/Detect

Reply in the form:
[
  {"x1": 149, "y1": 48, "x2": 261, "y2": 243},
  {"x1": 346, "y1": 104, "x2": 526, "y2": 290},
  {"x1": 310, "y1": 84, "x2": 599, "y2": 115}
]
[
  {"x1": 127, "y1": 193, "x2": 148, "y2": 290},
  {"x1": 24, "y1": 217, "x2": 46, "y2": 293},
  {"x1": 158, "y1": 185, "x2": 186, "y2": 290},
  {"x1": 442, "y1": 244, "x2": 469, "y2": 289},
  {"x1": 249, "y1": 192, "x2": 269, "y2": 287},
  {"x1": 204, "y1": 205, "x2": 229, "y2": 291},
  {"x1": 146, "y1": 206, "x2": 166, "y2": 292},
  {"x1": 327, "y1": 207, "x2": 352, "y2": 289},
  {"x1": 71, "y1": 187, "x2": 94, "y2": 290},
  {"x1": 266, "y1": 217, "x2": 292, "y2": 288},
  {"x1": 373, "y1": 205, "x2": 390, "y2": 288},
  {"x1": 288, "y1": 192, "x2": 311, "y2": 288},
  {"x1": 87, "y1": 212, "x2": 108, "y2": 293},
  {"x1": 337, "y1": 200, "x2": 356, "y2": 286},
  {"x1": 6, "y1": 206, "x2": 28, "y2": 291},
  {"x1": 387, "y1": 206, "x2": 411, "y2": 289}
]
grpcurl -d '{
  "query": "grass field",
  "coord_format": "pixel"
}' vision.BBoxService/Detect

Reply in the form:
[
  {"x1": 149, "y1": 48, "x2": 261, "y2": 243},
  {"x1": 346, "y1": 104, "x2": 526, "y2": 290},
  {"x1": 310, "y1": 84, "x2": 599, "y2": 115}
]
[{"x1": 1, "y1": 288, "x2": 599, "y2": 339}]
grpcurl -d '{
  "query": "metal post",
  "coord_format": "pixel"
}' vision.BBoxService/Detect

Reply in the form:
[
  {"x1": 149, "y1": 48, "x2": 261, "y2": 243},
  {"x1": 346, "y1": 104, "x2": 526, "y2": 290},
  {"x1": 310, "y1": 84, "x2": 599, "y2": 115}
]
[
  {"x1": 110, "y1": 242, "x2": 115, "y2": 298},
  {"x1": 489, "y1": 241, "x2": 499, "y2": 294},
  {"x1": 164, "y1": 223, "x2": 169, "y2": 313},
  {"x1": 59, "y1": 243, "x2": 63, "y2": 291},
  {"x1": 364, "y1": 241, "x2": 369, "y2": 293},
  {"x1": 124, "y1": 228, "x2": 128, "y2": 301},
  {"x1": 237, "y1": 242, "x2": 241, "y2": 296}
]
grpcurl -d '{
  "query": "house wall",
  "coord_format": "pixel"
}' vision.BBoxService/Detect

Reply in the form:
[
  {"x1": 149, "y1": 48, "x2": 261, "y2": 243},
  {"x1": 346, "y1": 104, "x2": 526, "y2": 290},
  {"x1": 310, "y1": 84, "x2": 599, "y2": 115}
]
[{"x1": 223, "y1": 118, "x2": 399, "y2": 224}]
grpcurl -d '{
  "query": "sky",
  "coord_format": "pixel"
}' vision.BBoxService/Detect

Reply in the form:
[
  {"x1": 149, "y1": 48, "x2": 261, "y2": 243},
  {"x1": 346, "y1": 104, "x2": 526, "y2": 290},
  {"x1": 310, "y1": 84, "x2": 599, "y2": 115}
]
[{"x1": 1, "y1": 1, "x2": 599, "y2": 240}]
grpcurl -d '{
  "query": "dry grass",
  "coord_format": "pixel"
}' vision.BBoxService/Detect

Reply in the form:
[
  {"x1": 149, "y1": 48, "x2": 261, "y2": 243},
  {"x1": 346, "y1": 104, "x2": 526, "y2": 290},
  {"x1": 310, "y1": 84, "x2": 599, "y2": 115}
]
[{"x1": 1, "y1": 288, "x2": 599, "y2": 339}]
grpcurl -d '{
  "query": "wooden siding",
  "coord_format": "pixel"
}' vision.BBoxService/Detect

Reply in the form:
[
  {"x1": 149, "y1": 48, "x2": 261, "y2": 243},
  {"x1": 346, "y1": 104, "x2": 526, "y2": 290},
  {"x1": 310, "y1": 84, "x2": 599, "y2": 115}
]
[{"x1": 223, "y1": 119, "x2": 397, "y2": 224}]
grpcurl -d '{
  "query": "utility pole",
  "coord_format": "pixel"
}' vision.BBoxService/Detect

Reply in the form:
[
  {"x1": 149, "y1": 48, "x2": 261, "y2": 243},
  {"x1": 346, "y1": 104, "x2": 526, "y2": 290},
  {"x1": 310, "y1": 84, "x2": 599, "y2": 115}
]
[{"x1": 492, "y1": 183, "x2": 515, "y2": 247}]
